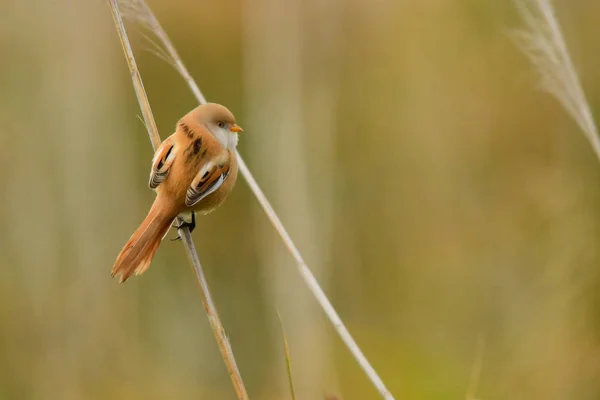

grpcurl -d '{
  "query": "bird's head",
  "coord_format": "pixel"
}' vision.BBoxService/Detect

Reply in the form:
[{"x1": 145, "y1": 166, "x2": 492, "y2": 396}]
[{"x1": 185, "y1": 103, "x2": 242, "y2": 149}]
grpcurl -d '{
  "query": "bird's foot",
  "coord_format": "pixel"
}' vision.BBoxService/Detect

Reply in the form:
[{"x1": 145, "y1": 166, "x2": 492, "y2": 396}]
[{"x1": 170, "y1": 212, "x2": 196, "y2": 241}]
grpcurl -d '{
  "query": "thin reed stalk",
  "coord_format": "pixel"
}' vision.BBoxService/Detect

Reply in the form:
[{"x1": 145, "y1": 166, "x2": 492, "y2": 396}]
[
  {"x1": 514, "y1": 0, "x2": 600, "y2": 161},
  {"x1": 107, "y1": 1, "x2": 249, "y2": 399},
  {"x1": 276, "y1": 311, "x2": 297, "y2": 400},
  {"x1": 118, "y1": 1, "x2": 396, "y2": 399}
]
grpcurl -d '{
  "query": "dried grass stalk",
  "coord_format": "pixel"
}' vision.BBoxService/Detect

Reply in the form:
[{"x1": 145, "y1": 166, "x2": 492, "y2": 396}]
[
  {"x1": 514, "y1": 0, "x2": 600, "y2": 160},
  {"x1": 117, "y1": 1, "x2": 395, "y2": 398},
  {"x1": 107, "y1": 1, "x2": 249, "y2": 399}
]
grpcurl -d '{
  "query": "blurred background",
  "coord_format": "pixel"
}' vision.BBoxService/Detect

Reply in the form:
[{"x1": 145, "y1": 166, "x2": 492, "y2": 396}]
[{"x1": 2, "y1": 0, "x2": 600, "y2": 399}]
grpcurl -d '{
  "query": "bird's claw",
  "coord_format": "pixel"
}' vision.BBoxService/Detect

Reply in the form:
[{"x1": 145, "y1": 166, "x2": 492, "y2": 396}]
[{"x1": 170, "y1": 212, "x2": 196, "y2": 241}]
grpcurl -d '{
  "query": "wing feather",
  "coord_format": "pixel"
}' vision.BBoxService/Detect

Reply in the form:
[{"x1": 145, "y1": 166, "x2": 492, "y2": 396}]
[
  {"x1": 185, "y1": 160, "x2": 231, "y2": 207},
  {"x1": 149, "y1": 138, "x2": 176, "y2": 189}
]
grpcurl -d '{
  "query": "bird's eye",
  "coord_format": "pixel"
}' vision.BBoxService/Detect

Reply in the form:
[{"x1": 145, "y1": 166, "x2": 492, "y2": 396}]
[{"x1": 217, "y1": 121, "x2": 225, "y2": 128}]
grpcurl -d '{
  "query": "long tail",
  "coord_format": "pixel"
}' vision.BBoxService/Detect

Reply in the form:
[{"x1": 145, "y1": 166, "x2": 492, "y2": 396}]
[{"x1": 112, "y1": 198, "x2": 177, "y2": 283}]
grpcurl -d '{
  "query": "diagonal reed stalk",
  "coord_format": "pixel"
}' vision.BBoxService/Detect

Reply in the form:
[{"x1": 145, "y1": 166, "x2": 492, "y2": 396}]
[
  {"x1": 118, "y1": 1, "x2": 396, "y2": 399},
  {"x1": 107, "y1": 1, "x2": 249, "y2": 399},
  {"x1": 514, "y1": 0, "x2": 600, "y2": 161}
]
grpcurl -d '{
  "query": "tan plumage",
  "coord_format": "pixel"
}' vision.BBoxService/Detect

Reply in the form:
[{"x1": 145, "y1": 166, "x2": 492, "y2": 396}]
[{"x1": 112, "y1": 103, "x2": 242, "y2": 283}]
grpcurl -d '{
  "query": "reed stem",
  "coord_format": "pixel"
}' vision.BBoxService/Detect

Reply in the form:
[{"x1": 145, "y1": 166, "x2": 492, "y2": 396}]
[
  {"x1": 107, "y1": 1, "x2": 249, "y2": 398},
  {"x1": 118, "y1": 1, "x2": 395, "y2": 398}
]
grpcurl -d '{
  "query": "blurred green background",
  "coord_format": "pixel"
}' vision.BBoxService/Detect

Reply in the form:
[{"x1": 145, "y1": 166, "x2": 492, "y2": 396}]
[{"x1": 2, "y1": 0, "x2": 600, "y2": 399}]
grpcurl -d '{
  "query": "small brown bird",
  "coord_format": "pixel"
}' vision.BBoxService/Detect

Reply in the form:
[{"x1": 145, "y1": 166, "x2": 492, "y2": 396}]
[{"x1": 112, "y1": 103, "x2": 242, "y2": 283}]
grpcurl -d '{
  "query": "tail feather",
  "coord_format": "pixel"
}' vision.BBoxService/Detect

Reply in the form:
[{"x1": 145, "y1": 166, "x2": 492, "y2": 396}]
[{"x1": 112, "y1": 199, "x2": 176, "y2": 283}]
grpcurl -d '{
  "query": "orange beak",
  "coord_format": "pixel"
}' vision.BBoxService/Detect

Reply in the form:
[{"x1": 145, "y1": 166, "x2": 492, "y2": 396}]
[{"x1": 230, "y1": 124, "x2": 243, "y2": 133}]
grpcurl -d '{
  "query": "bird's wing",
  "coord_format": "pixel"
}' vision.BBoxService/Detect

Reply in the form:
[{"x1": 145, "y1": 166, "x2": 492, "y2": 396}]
[
  {"x1": 149, "y1": 138, "x2": 176, "y2": 189},
  {"x1": 186, "y1": 157, "x2": 231, "y2": 207}
]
